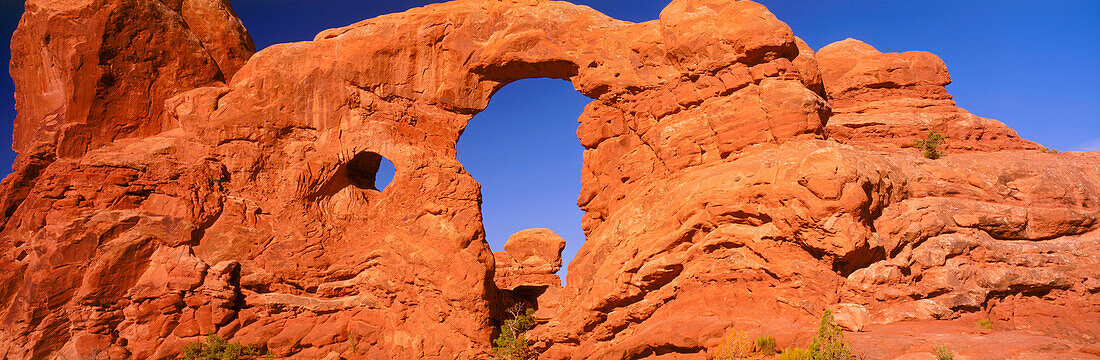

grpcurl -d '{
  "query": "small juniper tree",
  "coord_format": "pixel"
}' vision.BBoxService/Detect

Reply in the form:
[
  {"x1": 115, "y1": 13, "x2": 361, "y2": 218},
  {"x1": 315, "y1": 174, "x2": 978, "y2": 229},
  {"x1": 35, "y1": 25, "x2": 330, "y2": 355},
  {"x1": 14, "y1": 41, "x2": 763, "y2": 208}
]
[
  {"x1": 914, "y1": 130, "x2": 946, "y2": 159},
  {"x1": 493, "y1": 305, "x2": 537, "y2": 360},
  {"x1": 809, "y1": 310, "x2": 852, "y2": 360}
]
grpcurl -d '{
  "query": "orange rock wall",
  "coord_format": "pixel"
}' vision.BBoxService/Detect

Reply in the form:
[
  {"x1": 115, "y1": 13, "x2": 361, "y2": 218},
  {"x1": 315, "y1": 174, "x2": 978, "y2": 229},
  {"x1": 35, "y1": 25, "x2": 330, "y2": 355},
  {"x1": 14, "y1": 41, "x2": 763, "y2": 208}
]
[
  {"x1": 817, "y1": 38, "x2": 1041, "y2": 152},
  {"x1": 0, "y1": 0, "x2": 1096, "y2": 359}
]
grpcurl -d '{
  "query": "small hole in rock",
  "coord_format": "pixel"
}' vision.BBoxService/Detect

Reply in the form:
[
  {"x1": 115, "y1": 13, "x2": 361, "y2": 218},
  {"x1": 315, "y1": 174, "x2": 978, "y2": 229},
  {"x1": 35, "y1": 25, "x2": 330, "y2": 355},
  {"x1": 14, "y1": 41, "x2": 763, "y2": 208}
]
[
  {"x1": 376, "y1": 157, "x2": 395, "y2": 191},
  {"x1": 346, "y1": 151, "x2": 396, "y2": 191}
]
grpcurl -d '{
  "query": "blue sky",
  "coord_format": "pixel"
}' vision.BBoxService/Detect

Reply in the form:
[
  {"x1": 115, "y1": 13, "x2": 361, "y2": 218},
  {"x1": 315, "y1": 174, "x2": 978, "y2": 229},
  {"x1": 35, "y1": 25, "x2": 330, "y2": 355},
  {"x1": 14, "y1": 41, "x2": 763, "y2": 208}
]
[{"x1": 1, "y1": 1, "x2": 1097, "y2": 279}]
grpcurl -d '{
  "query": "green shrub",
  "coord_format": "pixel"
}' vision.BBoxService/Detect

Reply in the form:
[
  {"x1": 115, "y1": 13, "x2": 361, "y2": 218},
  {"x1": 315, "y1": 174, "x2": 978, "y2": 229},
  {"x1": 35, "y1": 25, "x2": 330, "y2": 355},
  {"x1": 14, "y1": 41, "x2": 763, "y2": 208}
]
[
  {"x1": 181, "y1": 334, "x2": 268, "y2": 360},
  {"x1": 755, "y1": 335, "x2": 777, "y2": 355},
  {"x1": 493, "y1": 306, "x2": 537, "y2": 360},
  {"x1": 914, "y1": 130, "x2": 946, "y2": 159},
  {"x1": 809, "y1": 310, "x2": 852, "y2": 360},
  {"x1": 1040, "y1": 147, "x2": 1060, "y2": 154},
  {"x1": 933, "y1": 344, "x2": 954, "y2": 360},
  {"x1": 779, "y1": 347, "x2": 811, "y2": 360},
  {"x1": 976, "y1": 318, "x2": 992, "y2": 330}
]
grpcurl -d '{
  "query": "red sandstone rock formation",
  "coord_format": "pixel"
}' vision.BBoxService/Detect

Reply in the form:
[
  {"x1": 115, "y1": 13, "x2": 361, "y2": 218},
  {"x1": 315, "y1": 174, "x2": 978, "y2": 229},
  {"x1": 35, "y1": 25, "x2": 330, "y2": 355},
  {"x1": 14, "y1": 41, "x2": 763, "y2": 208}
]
[
  {"x1": 0, "y1": 0, "x2": 1096, "y2": 359},
  {"x1": 817, "y1": 38, "x2": 1041, "y2": 152},
  {"x1": 9, "y1": 0, "x2": 253, "y2": 159},
  {"x1": 494, "y1": 229, "x2": 565, "y2": 319},
  {"x1": 494, "y1": 228, "x2": 565, "y2": 292}
]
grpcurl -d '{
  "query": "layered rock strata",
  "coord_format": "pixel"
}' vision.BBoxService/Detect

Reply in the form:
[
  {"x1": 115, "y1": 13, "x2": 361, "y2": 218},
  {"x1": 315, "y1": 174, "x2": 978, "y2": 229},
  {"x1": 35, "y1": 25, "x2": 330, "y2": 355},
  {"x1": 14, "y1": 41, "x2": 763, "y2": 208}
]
[
  {"x1": 817, "y1": 38, "x2": 1041, "y2": 152},
  {"x1": 493, "y1": 228, "x2": 566, "y2": 317},
  {"x1": 494, "y1": 228, "x2": 566, "y2": 293},
  {"x1": 0, "y1": 0, "x2": 1096, "y2": 359}
]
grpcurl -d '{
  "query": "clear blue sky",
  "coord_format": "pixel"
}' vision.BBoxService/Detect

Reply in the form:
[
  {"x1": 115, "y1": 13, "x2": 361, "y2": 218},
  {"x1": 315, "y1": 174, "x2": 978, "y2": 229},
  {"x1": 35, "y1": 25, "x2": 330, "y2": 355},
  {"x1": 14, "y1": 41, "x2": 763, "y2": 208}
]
[{"x1": 1, "y1": 1, "x2": 1097, "y2": 280}]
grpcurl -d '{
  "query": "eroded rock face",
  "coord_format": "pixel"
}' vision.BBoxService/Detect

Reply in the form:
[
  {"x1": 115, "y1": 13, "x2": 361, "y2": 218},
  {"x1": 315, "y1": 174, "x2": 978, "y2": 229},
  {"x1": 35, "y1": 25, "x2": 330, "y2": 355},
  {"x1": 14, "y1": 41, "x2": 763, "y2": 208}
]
[
  {"x1": 817, "y1": 38, "x2": 1040, "y2": 152},
  {"x1": 1, "y1": 0, "x2": 1097, "y2": 359},
  {"x1": 494, "y1": 228, "x2": 565, "y2": 292},
  {"x1": 0, "y1": 0, "x2": 255, "y2": 239},
  {"x1": 9, "y1": 0, "x2": 254, "y2": 159},
  {"x1": 494, "y1": 229, "x2": 566, "y2": 319}
]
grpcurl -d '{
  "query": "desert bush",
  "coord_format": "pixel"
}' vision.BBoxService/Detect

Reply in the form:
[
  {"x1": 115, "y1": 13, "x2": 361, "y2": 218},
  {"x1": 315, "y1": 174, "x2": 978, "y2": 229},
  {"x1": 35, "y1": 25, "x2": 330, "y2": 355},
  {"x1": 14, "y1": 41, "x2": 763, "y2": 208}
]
[
  {"x1": 809, "y1": 310, "x2": 852, "y2": 360},
  {"x1": 1040, "y1": 147, "x2": 1060, "y2": 154},
  {"x1": 914, "y1": 130, "x2": 946, "y2": 159},
  {"x1": 181, "y1": 334, "x2": 268, "y2": 360},
  {"x1": 976, "y1": 318, "x2": 992, "y2": 330},
  {"x1": 711, "y1": 328, "x2": 754, "y2": 360},
  {"x1": 933, "y1": 344, "x2": 954, "y2": 360},
  {"x1": 779, "y1": 347, "x2": 812, "y2": 360},
  {"x1": 756, "y1": 335, "x2": 777, "y2": 355},
  {"x1": 493, "y1": 305, "x2": 537, "y2": 360}
]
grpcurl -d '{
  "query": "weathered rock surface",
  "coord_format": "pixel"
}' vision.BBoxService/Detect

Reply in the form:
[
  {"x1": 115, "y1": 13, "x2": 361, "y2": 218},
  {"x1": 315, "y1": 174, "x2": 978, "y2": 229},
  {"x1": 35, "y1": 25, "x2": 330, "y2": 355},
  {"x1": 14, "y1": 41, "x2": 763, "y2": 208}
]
[
  {"x1": 494, "y1": 229, "x2": 565, "y2": 319},
  {"x1": 817, "y1": 38, "x2": 1042, "y2": 153},
  {"x1": 9, "y1": 0, "x2": 254, "y2": 159},
  {"x1": 0, "y1": 0, "x2": 255, "y2": 237},
  {"x1": 494, "y1": 228, "x2": 565, "y2": 292},
  {"x1": 0, "y1": 0, "x2": 1096, "y2": 359}
]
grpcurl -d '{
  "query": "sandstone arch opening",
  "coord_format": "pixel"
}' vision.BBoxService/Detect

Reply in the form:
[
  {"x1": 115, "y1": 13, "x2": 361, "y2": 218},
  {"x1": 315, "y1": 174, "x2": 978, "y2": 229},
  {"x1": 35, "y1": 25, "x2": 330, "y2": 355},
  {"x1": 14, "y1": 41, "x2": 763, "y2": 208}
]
[
  {"x1": 310, "y1": 151, "x2": 397, "y2": 219},
  {"x1": 345, "y1": 151, "x2": 396, "y2": 192},
  {"x1": 375, "y1": 156, "x2": 396, "y2": 192},
  {"x1": 330, "y1": 151, "x2": 396, "y2": 193},
  {"x1": 458, "y1": 78, "x2": 590, "y2": 283}
]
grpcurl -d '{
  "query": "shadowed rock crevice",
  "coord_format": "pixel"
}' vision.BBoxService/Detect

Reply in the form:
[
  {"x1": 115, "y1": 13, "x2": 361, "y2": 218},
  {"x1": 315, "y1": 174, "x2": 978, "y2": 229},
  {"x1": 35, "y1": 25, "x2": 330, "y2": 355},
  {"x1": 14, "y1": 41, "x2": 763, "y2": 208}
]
[
  {"x1": 344, "y1": 152, "x2": 385, "y2": 191},
  {"x1": 476, "y1": 60, "x2": 582, "y2": 89}
]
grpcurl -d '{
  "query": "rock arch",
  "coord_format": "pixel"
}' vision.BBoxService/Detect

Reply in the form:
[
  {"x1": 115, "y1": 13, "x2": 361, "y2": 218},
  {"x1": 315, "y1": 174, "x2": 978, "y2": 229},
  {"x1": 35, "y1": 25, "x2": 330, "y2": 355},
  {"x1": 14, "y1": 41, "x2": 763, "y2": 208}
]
[
  {"x1": 4, "y1": 0, "x2": 1097, "y2": 359},
  {"x1": 167, "y1": 1, "x2": 827, "y2": 357}
]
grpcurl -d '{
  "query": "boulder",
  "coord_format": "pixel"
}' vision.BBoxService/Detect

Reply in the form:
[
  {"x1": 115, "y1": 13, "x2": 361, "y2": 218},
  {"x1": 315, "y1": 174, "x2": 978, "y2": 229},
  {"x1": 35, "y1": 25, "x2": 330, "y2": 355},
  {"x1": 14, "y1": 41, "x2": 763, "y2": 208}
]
[{"x1": 494, "y1": 228, "x2": 566, "y2": 291}]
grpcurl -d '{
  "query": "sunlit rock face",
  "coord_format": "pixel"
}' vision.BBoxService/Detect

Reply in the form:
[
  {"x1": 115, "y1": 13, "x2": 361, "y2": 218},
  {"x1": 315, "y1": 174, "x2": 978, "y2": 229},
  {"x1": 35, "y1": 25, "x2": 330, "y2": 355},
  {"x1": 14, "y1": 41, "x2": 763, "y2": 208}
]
[
  {"x1": 817, "y1": 38, "x2": 1042, "y2": 152},
  {"x1": 1, "y1": 0, "x2": 1097, "y2": 359}
]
